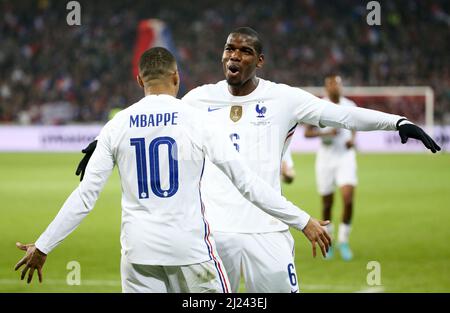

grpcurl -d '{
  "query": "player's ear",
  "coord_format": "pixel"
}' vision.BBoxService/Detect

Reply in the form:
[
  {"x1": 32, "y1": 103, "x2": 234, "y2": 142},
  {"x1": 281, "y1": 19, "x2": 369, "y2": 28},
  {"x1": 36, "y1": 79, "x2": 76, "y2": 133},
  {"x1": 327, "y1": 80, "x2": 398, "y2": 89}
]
[
  {"x1": 256, "y1": 53, "x2": 265, "y2": 69},
  {"x1": 136, "y1": 75, "x2": 144, "y2": 88},
  {"x1": 172, "y1": 70, "x2": 179, "y2": 88},
  {"x1": 173, "y1": 70, "x2": 180, "y2": 96}
]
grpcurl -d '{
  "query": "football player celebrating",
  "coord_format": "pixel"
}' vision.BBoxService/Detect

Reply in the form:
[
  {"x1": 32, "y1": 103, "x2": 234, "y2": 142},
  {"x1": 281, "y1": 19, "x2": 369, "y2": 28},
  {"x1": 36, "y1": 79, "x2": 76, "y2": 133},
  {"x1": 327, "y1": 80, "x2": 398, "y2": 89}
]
[
  {"x1": 181, "y1": 27, "x2": 439, "y2": 292},
  {"x1": 15, "y1": 47, "x2": 331, "y2": 292}
]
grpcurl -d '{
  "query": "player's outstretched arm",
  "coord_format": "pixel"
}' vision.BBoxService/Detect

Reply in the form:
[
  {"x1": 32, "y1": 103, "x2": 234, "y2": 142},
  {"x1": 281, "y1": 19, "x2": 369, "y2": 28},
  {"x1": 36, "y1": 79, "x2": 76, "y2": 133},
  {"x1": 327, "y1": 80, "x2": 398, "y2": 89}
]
[
  {"x1": 202, "y1": 125, "x2": 331, "y2": 257},
  {"x1": 14, "y1": 242, "x2": 47, "y2": 284},
  {"x1": 21, "y1": 123, "x2": 115, "y2": 275},
  {"x1": 215, "y1": 153, "x2": 331, "y2": 257},
  {"x1": 317, "y1": 101, "x2": 441, "y2": 153},
  {"x1": 75, "y1": 139, "x2": 98, "y2": 181}
]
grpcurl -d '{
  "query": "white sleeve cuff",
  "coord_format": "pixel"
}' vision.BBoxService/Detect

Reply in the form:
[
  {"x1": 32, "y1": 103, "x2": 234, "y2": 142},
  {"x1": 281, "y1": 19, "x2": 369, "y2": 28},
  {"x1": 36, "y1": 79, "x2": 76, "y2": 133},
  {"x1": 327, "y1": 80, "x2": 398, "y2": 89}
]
[{"x1": 34, "y1": 240, "x2": 50, "y2": 255}]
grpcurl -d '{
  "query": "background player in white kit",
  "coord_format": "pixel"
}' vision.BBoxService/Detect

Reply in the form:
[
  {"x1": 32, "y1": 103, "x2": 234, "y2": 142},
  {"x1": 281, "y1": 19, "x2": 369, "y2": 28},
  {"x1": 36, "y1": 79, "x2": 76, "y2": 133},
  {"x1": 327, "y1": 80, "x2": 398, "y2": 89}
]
[
  {"x1": 181, "y1": 27, "x2": 440, "y2": 293},
  {"x1": 74, "y1": 28, "x2": 440, "y2": 293},
  {"x1": 13, "y1": 47, "x2": 332, "y2": 292},
  {"x1": 304, "y1": 74, "x2": 357, "y2": 261},
  {"x1": 281, "y1": 145, "x2": 296, "y2": 184}
]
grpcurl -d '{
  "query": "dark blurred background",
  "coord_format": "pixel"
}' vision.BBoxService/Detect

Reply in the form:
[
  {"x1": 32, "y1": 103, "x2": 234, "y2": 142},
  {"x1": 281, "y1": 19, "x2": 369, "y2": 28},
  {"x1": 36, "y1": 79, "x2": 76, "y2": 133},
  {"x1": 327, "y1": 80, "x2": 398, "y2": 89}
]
[{"x1": 0, "y1": 0, "x2": 448, "y2": 124}]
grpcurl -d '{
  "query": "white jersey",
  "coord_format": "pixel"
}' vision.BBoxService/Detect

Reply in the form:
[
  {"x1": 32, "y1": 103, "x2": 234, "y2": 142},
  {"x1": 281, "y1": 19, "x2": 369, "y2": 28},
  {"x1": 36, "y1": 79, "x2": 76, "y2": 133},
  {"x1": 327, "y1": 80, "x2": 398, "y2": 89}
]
[
  {"x1": 183, "y1": 78, "x2": 402, "y2": 233},
  {"x1": 318, "y1": 97, "x2": 357, "y2": 156},
  {"x1": 35, "y1": 94, "x2": 312, "y2": 265}
]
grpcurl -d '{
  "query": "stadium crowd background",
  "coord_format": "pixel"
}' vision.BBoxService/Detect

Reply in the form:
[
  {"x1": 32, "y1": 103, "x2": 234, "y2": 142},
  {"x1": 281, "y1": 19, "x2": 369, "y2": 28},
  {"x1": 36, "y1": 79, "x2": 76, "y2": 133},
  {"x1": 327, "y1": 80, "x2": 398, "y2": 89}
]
[{"x1": 0, "y1": 0, "x2": 448, "y2": 125}]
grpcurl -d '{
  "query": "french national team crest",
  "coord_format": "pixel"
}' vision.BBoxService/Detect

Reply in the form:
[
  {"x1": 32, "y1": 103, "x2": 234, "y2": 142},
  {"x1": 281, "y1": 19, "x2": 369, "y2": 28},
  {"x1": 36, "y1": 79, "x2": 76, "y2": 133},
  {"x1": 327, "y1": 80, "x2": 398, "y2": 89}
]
[
  {"x1": 256, "y1": 103, "x2": 267, "y2": 118},
  {"x1": 230, "y1": 105, "x2": 242, "y2": 122}
]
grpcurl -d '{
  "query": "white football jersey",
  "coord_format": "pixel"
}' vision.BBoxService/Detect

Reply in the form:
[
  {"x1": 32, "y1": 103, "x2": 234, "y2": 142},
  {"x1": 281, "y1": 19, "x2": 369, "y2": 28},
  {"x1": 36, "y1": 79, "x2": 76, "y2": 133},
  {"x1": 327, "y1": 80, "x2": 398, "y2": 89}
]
[
  {"x1": 318, "y1": 97, "x2": 357, "y2": 155},
  {"x1": 35, "y1": 94, "x2": 311, "y2": 265},
  {"x1": 183, "y1": 78, "x2": 401, "y2": 233}
]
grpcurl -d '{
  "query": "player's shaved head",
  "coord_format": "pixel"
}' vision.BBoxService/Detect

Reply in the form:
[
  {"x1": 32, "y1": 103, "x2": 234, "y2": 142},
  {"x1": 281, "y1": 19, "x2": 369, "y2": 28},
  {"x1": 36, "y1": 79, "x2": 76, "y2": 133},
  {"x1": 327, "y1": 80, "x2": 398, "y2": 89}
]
[
  {"x1": 325, "y1": 74, "x2": 342, "y2": 84},
  {"x1": 138, "y1": 47, "x2": 177, "y2": 85},
  {"x1": 229, "y1": 27, "x2": 263, "y2": 55}
]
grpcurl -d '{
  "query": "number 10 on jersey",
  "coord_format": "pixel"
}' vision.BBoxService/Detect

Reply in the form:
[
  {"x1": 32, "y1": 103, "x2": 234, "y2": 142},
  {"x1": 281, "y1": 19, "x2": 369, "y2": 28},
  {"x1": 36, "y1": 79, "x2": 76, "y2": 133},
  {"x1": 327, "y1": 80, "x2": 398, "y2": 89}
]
[{"x1": 130, "y1": 136, "x2": 179, "y2": 199}]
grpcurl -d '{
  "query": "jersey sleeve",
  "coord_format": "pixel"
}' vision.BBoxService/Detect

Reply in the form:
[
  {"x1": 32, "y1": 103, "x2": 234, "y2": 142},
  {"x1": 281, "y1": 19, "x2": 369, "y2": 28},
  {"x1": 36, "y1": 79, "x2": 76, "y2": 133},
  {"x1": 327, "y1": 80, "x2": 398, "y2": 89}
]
[
  {"x1": 289, "y1": 87, "x2": 404, "y2": 131},
  {"x1": 201, "y1": 120, "x2": 311, "y2": 230},
  {"x1": 318, "y1": 101, "x2": 403, "y2": 131},
  {"x1": 35, "y1": 121, "x2": 116, "y2": 254}
]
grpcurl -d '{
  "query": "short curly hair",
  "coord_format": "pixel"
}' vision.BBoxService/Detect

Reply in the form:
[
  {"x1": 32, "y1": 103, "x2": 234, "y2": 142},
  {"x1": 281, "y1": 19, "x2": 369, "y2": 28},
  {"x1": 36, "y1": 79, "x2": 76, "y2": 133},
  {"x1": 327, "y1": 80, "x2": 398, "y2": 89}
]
[{"x1": 229, "y1": 27, "x2": 263, "y2": 55}]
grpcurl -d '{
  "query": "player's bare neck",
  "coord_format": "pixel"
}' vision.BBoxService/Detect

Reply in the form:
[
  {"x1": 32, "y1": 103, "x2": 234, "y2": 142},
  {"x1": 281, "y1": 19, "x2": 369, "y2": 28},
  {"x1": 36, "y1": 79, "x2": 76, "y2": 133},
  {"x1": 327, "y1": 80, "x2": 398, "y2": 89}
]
[
  {"x1": 228, "y1": 77, "x2": 259, "y2": 96},
  {"x1": 144, "y1": 85, "x2": 177, "y2": 98},
  {"x1": 330, "y1": 95, "x2": 340, "y2": 104}
]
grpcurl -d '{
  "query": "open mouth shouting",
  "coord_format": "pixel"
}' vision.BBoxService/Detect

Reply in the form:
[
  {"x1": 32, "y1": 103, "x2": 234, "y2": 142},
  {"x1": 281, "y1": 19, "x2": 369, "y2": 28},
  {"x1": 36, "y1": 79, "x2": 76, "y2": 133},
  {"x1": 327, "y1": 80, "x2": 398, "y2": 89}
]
[{"x1": 227, "y1": 63, "x2": 241, "y2": 78}]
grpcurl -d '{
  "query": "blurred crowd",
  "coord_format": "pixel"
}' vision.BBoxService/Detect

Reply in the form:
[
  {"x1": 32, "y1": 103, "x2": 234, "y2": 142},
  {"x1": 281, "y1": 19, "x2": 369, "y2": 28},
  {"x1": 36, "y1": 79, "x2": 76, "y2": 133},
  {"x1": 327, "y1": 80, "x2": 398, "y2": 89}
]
[{"x1": 0, "y1": 0, "x2": 449, "y2": 124}]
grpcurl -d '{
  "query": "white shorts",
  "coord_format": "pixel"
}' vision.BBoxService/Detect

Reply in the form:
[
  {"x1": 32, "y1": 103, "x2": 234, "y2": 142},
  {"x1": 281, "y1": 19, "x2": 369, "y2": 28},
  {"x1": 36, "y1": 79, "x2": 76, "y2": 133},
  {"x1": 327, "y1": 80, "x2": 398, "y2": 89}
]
[
  {"x1": 315, "y1": 149, "x2": 358, "y2": 196},
  {"x1": 213, "y1": 230, "x2": 299, "y2": 293},
  {"x1": 121, "y1": 257, "x2": 230, "y2": 293}
]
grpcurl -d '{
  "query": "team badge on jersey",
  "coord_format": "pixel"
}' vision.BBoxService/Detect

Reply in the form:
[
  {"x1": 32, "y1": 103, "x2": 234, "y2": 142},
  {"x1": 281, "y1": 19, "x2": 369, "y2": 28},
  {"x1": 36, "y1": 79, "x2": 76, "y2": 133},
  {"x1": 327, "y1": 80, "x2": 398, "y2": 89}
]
[
  {"x1": 256, "y1": 103, "x2": 267, "y2": 118},
  {"x1": 230, "y1": 105, "x2": 242, "y2": 122}
]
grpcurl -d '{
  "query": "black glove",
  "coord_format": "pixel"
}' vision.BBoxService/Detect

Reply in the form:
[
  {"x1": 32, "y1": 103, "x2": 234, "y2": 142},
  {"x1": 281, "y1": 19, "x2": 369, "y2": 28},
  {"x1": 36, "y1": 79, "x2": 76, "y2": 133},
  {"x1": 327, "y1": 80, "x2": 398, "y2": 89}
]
[
  {"x1": 75, "y1": 140, "x2": 98, "y2": 181},
  {"x1": 397, "y1": 119, "x2": 441, "y2": 153}
]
